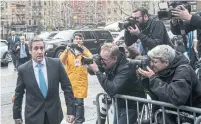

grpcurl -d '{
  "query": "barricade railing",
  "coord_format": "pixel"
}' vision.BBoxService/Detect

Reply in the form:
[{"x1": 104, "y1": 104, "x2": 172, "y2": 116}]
[{"x1": 95, "y1": 93, "x2": 201, "y2": 124}]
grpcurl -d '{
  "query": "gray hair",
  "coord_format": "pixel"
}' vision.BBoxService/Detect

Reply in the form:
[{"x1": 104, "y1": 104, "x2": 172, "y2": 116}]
[
  {"x1": 101, "y1": 43, "x2": 120, "y2": 57},
  {"x1": 147, "y1": 45, "x2": 176, "y2": 63},
  {"x1": 20, "y1": 36, "x2": 25, "y2": 40},
  {"x1": 29, "y1": 37, "x2": 45, "y2": 50}
]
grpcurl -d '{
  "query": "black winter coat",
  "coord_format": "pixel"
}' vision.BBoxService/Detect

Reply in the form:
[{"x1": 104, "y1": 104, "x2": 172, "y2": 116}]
[
  {"x1": 96, "y1": 53, "x2": 146, "y2": 109},
  {"x1": 148, "y1": 52, "x2": 201, "y2": 124},
  {"x1": 125, "y1": 17, "x2": 173, "y2": 54},
  {"x1": 149, "y1": 52, "x2": 201, "y2": 107},
  {"x1": 12, "y1": 41, "x2": 30, "y2": 60}
]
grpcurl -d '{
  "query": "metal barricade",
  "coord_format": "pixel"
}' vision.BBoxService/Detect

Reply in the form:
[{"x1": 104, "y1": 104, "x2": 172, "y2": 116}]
[{"x1": 95, "y1": 93, "x2": 201, "y2": 124}]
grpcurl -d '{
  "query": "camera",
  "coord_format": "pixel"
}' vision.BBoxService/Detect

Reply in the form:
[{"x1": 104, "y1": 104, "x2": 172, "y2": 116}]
[
  {"x1": 118, "y1": 16, "x2": 137, "y2": 30},
  {"x1": 128, "y1": 58, "x2": 150, "y2": 70},
  {"x1": 81, "y1": 54, "x2": 102, "y2": 65},
  {"x1": 68, "y1": 43, "x2": 78, "y2": 49},
  {"x1": 157, "y1": 1, "x2": 191, "y2": 20},
  {"x1": 81, "y1": 54, "x2": 105, "y2": 75}
]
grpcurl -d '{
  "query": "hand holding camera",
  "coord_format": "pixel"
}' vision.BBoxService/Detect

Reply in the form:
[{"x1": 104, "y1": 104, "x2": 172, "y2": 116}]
[
  {"x1": 171, "y1": 5, "x2": 192, "y2": 21},
  {"x1": 127, "y1": 25, "x2": 140, "y2": 36},
  {"x1": 66, "y1": 43, "x2": 84, "y2": 53},
  {"x1": 88, "y1": 62, "x2": 99, "y2": 73},
  {"x1": 137, "y1": 66, "x2": 155, "y2": 78},
  {"x1": 14, "y1": 119, "x2": 23, "y2": 124}
]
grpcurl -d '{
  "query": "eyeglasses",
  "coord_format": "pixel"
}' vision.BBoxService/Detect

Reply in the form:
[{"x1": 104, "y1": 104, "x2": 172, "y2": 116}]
[
  {"x1": 134, "y1": 16, "x2": 142, "y2": 20},
  {"x1": 101, "y1": 57, "x2": 113, "y2": 63}
]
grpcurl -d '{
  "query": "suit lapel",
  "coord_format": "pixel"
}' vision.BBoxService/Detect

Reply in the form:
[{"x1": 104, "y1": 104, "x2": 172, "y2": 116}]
[
  {"x1": 28, "y1": 60, "x2": 44, "y2": 99},
  {"x1": 45, "y1": 58, "x2": 52, "y2": 98}
]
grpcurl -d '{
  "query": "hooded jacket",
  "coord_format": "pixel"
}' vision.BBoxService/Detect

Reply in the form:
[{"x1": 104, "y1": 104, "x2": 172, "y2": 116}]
[
  {"x1": 148, "y1": 52, "x2": 201, "y2": 107},
  {"x1": 95, "y1": 53, "x2": 146, "y2": 109},
  {"x1": 60, "y1": 46, "x2": 92, "y2": 98}
]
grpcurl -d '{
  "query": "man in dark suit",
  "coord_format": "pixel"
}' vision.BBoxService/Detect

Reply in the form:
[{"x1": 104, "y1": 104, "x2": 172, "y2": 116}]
[
  {"x1": 7, "y1": 31, "x2": 20, "y2": 70},
  {"x1": 13, "y1": 37, "x2": 75, "y2": 124},
  {"x1": 12, "y1": 36, "x2": 30, "y2": 69}
]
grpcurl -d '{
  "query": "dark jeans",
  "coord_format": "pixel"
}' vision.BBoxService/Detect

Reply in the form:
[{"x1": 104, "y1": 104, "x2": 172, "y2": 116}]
[
  {"x1": 113, "y1": 108, "x2": 138, "y2": 124},
  {"x1": 11, "y1": 52, "x2": 17, "y2": 68},
  {"x1": 74, "y1": 98, "x2": 85, "y2": 124},
  {"x1": 16, "y1": 57, "x2": 29, "y2": 69}
]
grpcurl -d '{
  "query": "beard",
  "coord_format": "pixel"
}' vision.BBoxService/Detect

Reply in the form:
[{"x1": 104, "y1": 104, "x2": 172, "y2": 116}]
[{"x1": 139, "y1": 18, "x2": 145, "y2": 28}]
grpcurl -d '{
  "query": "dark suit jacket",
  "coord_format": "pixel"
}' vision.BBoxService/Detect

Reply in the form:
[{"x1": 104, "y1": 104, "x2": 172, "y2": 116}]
[
  {"x1": 12, "y1": 42, "x2": 30, "y2": 60},
  {"x1": 7, "y1": 35, "x2": 20, "y2": 50},
  {"x1": 13, "y1": 57, "x2": 75, "y2": 124}
]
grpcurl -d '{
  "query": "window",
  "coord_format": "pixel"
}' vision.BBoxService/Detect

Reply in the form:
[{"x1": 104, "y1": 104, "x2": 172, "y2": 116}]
[
  {"x1": 83, "y1": 31, "x2": 93, "y2": 39},
  {"x1": 12, "y1": 8, "x2": 15, "y2": 13},
  {"x1": 29, "y1": 1, "x2": 31, "y2": 6},
  {"x1": 108, "y1": 9, "x2": 111, "y2": 14},
  {"x1": 29, "y1": 20, "x2": 31, "y2": 25},
  {"x1": 95, "y1": 31, "x2": 113, "y2": 39},
  {"x1": 34, "y1": 20, "x2": 36, "y2": 25}
]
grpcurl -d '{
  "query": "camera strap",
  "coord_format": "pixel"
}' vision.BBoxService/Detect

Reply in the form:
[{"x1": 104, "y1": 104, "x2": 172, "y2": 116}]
[{"x1": 178, "y1": 20, "x2": 188, "y2": 49}]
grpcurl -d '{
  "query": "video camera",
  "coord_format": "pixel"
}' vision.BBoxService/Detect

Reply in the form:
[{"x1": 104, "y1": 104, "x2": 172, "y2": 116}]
[
  {"x1": 158, "y1": 1, "x2": 191, "y2": 20},
  {"x1": 128, "y1": 58, "x2": 150, "y2": 70},
  {"x1": 118, "y1": 16, "x2": 137, "y2": 30}
]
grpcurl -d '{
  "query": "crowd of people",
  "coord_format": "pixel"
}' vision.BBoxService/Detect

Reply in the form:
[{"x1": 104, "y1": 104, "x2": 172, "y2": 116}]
[{"x1": 10, "y1": 1, "x2": 201, "y2": 124}]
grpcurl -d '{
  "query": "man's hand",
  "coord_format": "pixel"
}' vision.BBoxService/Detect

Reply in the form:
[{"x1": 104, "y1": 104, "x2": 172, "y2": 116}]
[
  {"x1": 14, "y1": 119, "x2": 23, "y2": 124},
  {"x1": 67, "y1": 115, "x2": 74, "y2": 123},
  {"x1": 127, "y1": 25, "x2": 140, "y2": 36},
  {"x1": 16, "y1": 46, "x2": 20, "y2": 50},
  {"x1": 137, "y1": 66, "x2": 155, "y2": 78},
  {"x1": 171, "y1": 6, "x2": 192, "y2": 21},
  {"x1": 66, "y1": 45, "x2": 70, "y2": 52},
  {"x1": 88, "y1": 62, "x2": 99, "y2": 73}
]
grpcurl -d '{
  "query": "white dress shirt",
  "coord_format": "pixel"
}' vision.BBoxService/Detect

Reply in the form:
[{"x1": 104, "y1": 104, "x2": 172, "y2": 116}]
[{"x1": 32, "y1": 59, "x2": 48, "y2": 88}]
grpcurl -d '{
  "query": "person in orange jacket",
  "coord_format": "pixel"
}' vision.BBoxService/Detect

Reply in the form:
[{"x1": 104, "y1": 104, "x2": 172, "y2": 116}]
[{"x1": 60, "y1": 33, "x2": 92, "y2": 124}]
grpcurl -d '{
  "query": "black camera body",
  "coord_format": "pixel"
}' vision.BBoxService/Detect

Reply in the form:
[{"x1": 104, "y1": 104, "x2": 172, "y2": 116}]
[
  {"x1": 128, "y1": 58, "x2": 150, "y2": 70},
  {"x1": 81, "y1": 54, "x2": 102, "y2": 65},
  {"x1": 81, "y1": 54, "x2": 105, "y2": 75},
  {"x1": 68, "y1": 43, "x2": 78, "y2": 49},
  {"x1": 118, "y1": 16, "x2": 137, "y2": 30},
  {"x1": 158, "y1": 1, "x2": 191, "y2": 20}
]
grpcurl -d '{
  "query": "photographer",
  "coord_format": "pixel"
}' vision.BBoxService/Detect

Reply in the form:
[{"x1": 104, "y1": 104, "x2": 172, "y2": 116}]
[
  {"x1": 89, "y1": 43, "x2": 145, "y2": 124},
  {"x1": 170, "y1": 5, "x2": 201, "y2": 67},
  {"x1": 171, "y1": 6, "x2": 201, "y2": 28},
  {"x1": 60, "y1": 33, "x2": 92, "y2": 124},
  {"x1": 125, "y1": 7, "x2": 173, "y2": 54},
  {"x1": 138, "y1": 45, "x2": 201, "y2": 123}
]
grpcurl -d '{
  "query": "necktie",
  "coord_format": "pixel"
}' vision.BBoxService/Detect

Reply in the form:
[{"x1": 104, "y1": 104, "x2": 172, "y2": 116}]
[
  {"x1": 22, "y1": 43, "x2": 26, "y2": 53},
  {"x1": 38, "y1": 64, "x2": 47, "y2": 97},
  {"x1": 13, "y1": 36, "x2": 15, "y2": 42}
]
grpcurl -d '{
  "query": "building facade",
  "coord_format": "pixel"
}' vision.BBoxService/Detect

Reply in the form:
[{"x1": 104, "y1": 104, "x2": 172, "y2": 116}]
[{"x1": 1, "y1": 0, "x2": 200, "y2": 39}]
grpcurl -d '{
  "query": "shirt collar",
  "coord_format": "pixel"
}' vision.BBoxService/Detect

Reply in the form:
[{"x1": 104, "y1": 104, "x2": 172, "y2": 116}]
[{"x1": 32, "y1": 58, "x2": 46, "y2": 67}]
